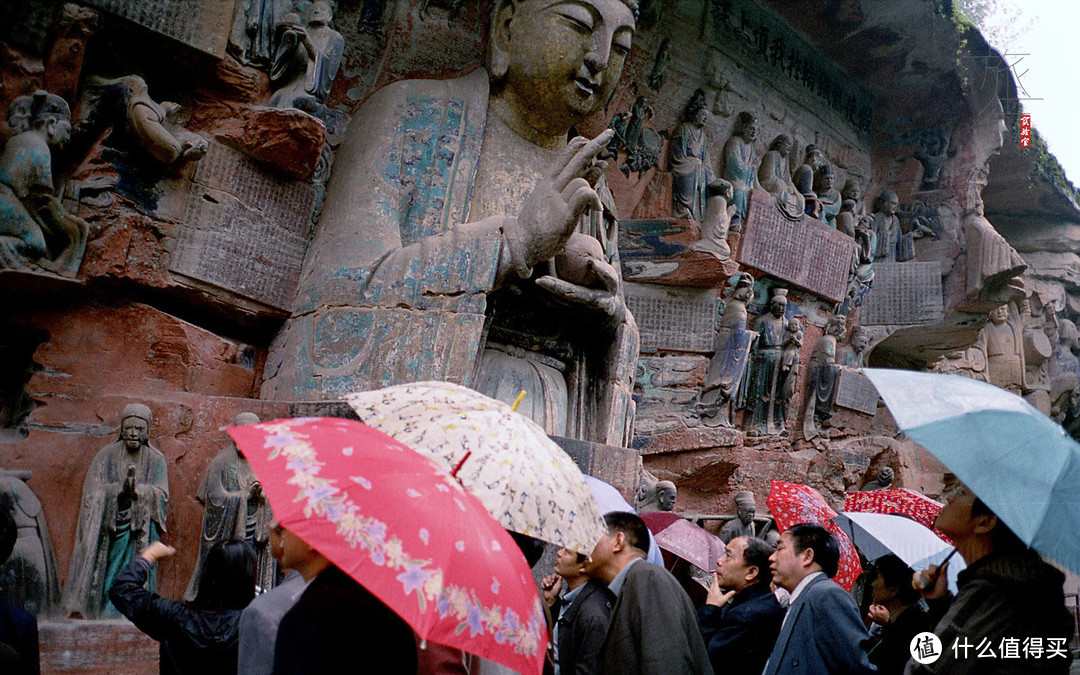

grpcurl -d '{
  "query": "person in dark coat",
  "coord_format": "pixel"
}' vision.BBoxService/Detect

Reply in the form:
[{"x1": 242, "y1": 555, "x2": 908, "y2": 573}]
[
  {"x1": 270, "y1": 525, "x2": 416, "y2": 674},
  {"x1": 907, "y1": 482, "x2": 1074, "y2": 674},
  {"x1": 0, "y1": 493, "x2": 38, "y2": 674},
  {"x1": 542, "y1": 547, "x2": 614, "y2": 674},
  {"x1": 865, "y1": 554, "x2": 927, "y2": 675},
  {"x1": 763, "y1": 523, "x2": 876, "y2": 675},
  {"x1": 585, "y1": 512, "x2": 711, "y2": 674},
  {"x1": 698, "y1": 536, "x2": 784, "y2": 674},
  {"x1": 108, "y1": 540, "x2": 256, "y2": 675}
]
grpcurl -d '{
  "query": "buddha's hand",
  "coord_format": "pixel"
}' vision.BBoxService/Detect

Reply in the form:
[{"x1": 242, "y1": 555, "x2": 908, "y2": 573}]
[
  {"x1": 536, "y1": 252, "x2": 625, "y2": 325},
  {"x1": 516, "y1": 130, "x2": 613, "y2": 266}
]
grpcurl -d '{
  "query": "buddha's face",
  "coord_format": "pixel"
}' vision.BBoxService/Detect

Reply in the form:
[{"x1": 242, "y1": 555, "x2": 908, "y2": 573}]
[{"x1": 497, "y1": 0, "x2": 635, "y2": 134}]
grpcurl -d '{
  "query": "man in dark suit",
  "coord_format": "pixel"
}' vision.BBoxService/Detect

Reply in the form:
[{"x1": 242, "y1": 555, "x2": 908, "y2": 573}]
[
  {"x1": 763, "y1": 523, "x2": 876, "y2": 675},
  {"x1": 271, "y1": 526, "x2": 417, "y2": 674},
  {"x1": 585, "y1": 512, "x2": 711, "y2": 674},
  {"x1": 698, "y1": 536, "x2": 784, "y2": 674},
  {"x1": 543, "y1": 546, "x2": 614, "y2": 674}
]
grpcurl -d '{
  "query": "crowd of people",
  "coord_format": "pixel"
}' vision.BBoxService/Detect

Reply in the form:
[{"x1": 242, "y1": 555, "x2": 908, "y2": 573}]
[{"x1": 1, "y1": 474, "x2": 1075, "y2": 674}]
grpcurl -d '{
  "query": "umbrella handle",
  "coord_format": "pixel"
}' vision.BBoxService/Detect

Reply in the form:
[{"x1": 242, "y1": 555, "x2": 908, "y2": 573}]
[{"x1": 451, "y1": 450, "x2": 473, "y2": 478}]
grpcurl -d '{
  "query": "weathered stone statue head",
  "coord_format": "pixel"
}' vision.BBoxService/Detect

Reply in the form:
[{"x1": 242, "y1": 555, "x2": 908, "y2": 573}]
[
  {"x1": 861, "y1": 466, "x2": 895, "y2": 491},
  {"x1": 874, "y1": 189, "x2": 898, "y2": 217},
  {"x1": 852, "y1": 326, "x2": 869, "y2": 354},
  {"x1": 733, "y1": 111, "x2": 758, "y2": 142},
  {"x1": 683, "y1": 88, "x2": 709, "y2": 126},
  {"x1": 119, "y1": 403, "x2": 152, "y2": 454},
  {"x1": 814, "y1": 164, "x2": 836, "y2": 192},
  {"x1": 11, "y1": 91, "x2": 72, "y2": 149},
  {"x1": 308, "y1": 0, "x2": 333, "y2": 25},
  {"x1": 768, "y1": 134, "x2": 793, "y2": 155},
  {"x1": 487, "y1": 0, "x2": 638, "y2": 141},
  {"x1": 735, "y1": 490, "x2": 755, "y2": 525},
  {"x1": 656, "y1": 480, "x2": 676, "y2": 511},
  {"x1": 841, "y1": 178, "x2": 863, "y2": 204},
  {"x1": 989, "y1": 303, "x2": 1009, "y2": 325},
  {"x1": 769, "y1": 288, "x2": 788, "y2": 318},
  {"x1": 802, "y1": 144, "x2": 824, "y2": 171}
]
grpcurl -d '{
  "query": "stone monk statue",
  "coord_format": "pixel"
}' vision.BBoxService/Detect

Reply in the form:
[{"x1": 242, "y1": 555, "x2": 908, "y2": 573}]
[
  {"x1": 719, "y1": 491, "x2": 756, "y2": 543},
  {"x1": 63, "y1": 403, "x2": 168, "y2": 618},
  {"x1": 263, "y1": 0, "x2": 640, "y2": 446},
  {"x1": 184, "y1": 413, "x2": 273, "y2": 601}
]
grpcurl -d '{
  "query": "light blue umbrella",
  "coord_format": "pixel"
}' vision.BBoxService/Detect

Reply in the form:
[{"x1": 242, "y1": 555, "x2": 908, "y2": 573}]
[
  {"x1": 863, "y1": 368, "x2": 1080, "y2": 575},
  {"x1": 583, "y1": 475, "x2": 665, "y2": 566}
]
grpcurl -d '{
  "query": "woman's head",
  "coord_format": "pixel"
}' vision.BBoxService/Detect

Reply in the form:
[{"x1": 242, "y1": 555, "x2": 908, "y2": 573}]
[{"x1": 193, "y1": 540, "x2": 257, "y2": 611}]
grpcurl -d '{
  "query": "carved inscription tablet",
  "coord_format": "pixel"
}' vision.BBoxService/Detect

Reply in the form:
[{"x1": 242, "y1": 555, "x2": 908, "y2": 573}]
[
  {"x1": 83, "y1": 0, "x2": 234, "y2": 57},
  {"x1": 835, "y1": 368, "x2": 879, "y2": 415},
  {"x1": 624, "y1": 283, "x2": 716, "y2": 353},
  {"x1": 860, "y1": 261, "x2": 943, "y2": 326},
  {"x1": 737, "y1": 191, "x2": 851, "y2": 302},
  {"x1": 170, "y1": 142, "x2": 316, "y2": 310}
]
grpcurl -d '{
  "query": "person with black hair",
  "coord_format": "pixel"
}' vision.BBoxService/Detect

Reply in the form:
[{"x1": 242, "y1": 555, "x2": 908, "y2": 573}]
[
  {"x1": 541, "y1": 547, "x2": 613, "y2": 675},
  {"x1": 0, "y1": 493, "x2": 38, "y2": 674},
  {"x1": 698, "y1": 536, "x2": 783, "y2": 674},
  {"x1": 585, "y1": 511, "x2": 711, "y2": 674},
  {"x1": 865, "y1": 554, "x2": 927, "y2": 675},
  {"x1": 763, "y1": 523, "x2": 876, "y2": 675},
  {"x1": 907, "y1": 482, "x2": 1073, "y2": 674},
  {"x1": 108, "y1": 540, "x2": 255, "y2": 675}
]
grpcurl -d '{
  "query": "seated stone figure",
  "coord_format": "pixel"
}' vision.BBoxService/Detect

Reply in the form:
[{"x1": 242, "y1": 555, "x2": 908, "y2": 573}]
[
  {"x1": 63, "y1": 404, "x2": 168, "y2": 619},
  {"x1": 757, "y1": 135, "x2": 804, "y2": 221},
  {"x1": 263, "y1": 0, "x2": 640, "y2": 447},
  {"x1": 0, "y1": 91, "x2": 88, "y2": 276},
  {"x1": 269, "y1": 1, "x2": 344, "y2": 117}
]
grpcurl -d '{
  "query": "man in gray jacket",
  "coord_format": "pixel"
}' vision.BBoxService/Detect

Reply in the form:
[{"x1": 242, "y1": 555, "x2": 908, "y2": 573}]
[{"x1": 237, "y1": 522, "x2": 305, "y2": 675}]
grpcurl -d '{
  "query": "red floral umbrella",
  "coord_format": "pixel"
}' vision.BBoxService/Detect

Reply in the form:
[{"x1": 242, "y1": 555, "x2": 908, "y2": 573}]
[
  {"x1": 766, "y1": 480, "x2": 862, "y2": 591},
  {"x1": 641, "y1": 511, "x2": 726, "y2": 572},
  {"x1": 844, "y1": 488, "x2": 952, "y2": 545},
  {"x1": 228, "y1": 417, "x2": 547, "y2": 674}
]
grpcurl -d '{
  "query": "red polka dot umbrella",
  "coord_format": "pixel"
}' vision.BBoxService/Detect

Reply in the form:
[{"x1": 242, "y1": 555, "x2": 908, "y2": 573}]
[{"x1": 765, "y1": 480, "x2": 862, "y2": 591}]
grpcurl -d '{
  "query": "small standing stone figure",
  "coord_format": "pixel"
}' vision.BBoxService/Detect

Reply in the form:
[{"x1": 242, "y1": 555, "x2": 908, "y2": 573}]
[
  {"x1": 719, "y1": 491, "x2": 756, "y2": 543},
  {"x1": 757, "y1": 135, "x2": 804, "y2": 221},
  {"x1": 803, "y1": 314, "x2": 846, "y2": 440},
  {"x1": 698, "y1": 273, "x2": 757, "y2": 427},
  {"x1": 689, "y1": 179, "x2": 736, "y2": 261},
  {"x1": 981, "y1": 302, "x2": 1025, "y2": 395},
  {"x1": 0, "y1": 91, "x2": 88, "y2": 276},
  {"x1": 669, "y1": 90, "x2": 713, "y2": 221},
  {"x1": 722, "y1": 111, "x2": 760, "y2": 230},
  {"x1": 0, "y1": 469, "x2": 61, "y2": 615},
  {"x1": 63, "y1": 404, "x2": 168, "y2": 619},
  {"x1": 746, "y1": 288, "x2": 790, "y2": 435},
  {"x1": 837, "y1": 326, "x2": 870, "y2": 368},
  {"x1": 184, "y1": 413, "x2": 273, "y2": 601},
  {"x1": 860, "y1": 466, "x2": 894, "y2": 492},
  {"x1": 777, "y1": 318, "x2": 804, "y2": 428},
  {"x1": 872, "y1": 189, "x2": 914, "y2": 262},
  {"x1": 814, "y1": 165, "x2": 842, "y2": 229},
  {"x1": 269, "y1": 1, "x2": 345, "y2": 116}
]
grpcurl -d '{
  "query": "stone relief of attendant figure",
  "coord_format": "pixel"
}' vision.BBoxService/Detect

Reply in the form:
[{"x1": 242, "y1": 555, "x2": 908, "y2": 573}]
[
  {"x1": 777, "y1": 317, "x2": 803, "y2": 429},
  {"x1": 757, "y1": 134, "x2": 804, "y2": 221},
  {"x1": 269, "y1": 1, "x2": 345, "y2": 116},
  {"x1": 980, "y1": 302, "x2": 1026, "y2": 395},
  {"x1": 81, "y1": 75, "x2": 207, "y2": 166},
  {"x1": 263, "y1": 0, "x2": 641, "y2": 448},
  {"x1": 698, "y1": 272, "x2": 757, "y2": 427},
  {"x1": 0, "y1": 91, "x2": 88, "y2": 277},
  {"x1": 184, "y1": 413, "x2": 273, "y2": 601},
  {"x1": 792, "y1": 144, "x2": 824, "y2": 219},
  {"x1": 63, "y1": 404, "x2": 168, "y2": 619},
  {"x1": 745, "y1": 288, "x2": 790, "y2": 435},
  {"x1": 230, "y1": 0, "x2": 291, "y2": 68},
  {"x1": 718, "y1": 491, "x2": 756, "y2": 543},
  {"x1": 689, "y1": 179, "x2": 736, "y2": 261},
  {"x1": 814, "y1": 164, "x2": 841, "y2": 229},
  {"x1": 836, "y1": 326, "x2": 870, "y2": 369},
  {"x1": 669, "y1": 90, "x2": 713, "y2": 221},
  {"x1": 803, "y1": 314, "x2": 845, "y2": 440},
  {"x1": 872, "y1": 189, "x2": 914, "y2": 262},
  {"x1": 0, "y1": 469, "x2": 61, "y2": 616},
  {"x1": 721, "y1": 111, "x2": 759, "y2": 231}
]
